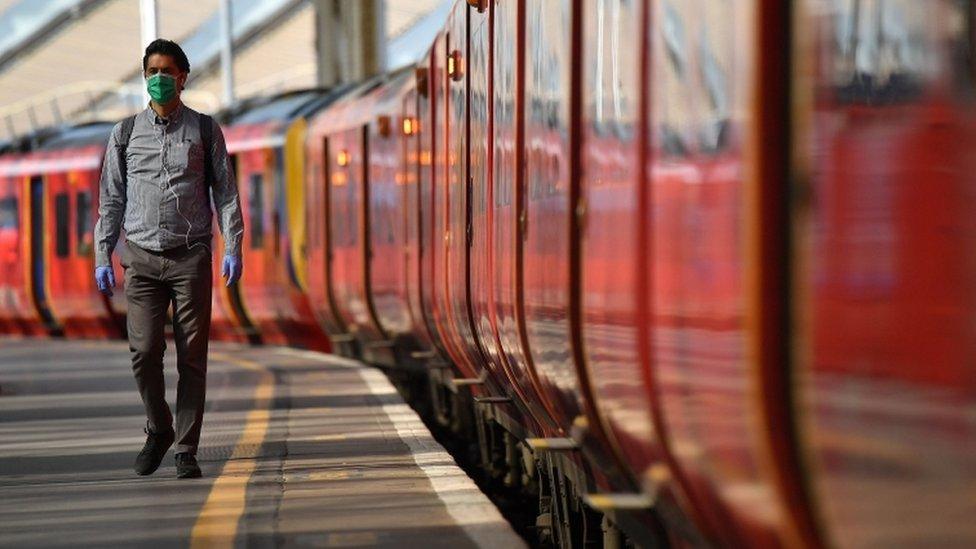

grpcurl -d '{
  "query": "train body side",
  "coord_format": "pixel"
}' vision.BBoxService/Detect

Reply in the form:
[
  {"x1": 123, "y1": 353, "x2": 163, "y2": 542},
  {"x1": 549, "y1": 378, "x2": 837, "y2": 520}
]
[{"x1": 794, "y1": 1, "x2": 976, "y2": 546}]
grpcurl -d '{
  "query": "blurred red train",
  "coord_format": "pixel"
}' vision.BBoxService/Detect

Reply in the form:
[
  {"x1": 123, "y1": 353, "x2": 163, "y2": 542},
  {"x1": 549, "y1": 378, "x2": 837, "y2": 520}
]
[{"x1": 1, "y1": 0, "x2": 974, "y2": 547}]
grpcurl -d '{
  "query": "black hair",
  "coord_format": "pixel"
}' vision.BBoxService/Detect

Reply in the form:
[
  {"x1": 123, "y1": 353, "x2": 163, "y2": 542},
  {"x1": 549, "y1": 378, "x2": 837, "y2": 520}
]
[{"x1": 142, "y1": 39, "x2": 190, "y2": 73}]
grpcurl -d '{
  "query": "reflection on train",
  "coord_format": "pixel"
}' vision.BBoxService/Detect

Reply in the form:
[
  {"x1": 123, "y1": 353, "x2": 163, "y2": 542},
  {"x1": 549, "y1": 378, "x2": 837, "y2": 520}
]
[{"x1": 1, "y1": 1, "x2": 973, "y2": 547}]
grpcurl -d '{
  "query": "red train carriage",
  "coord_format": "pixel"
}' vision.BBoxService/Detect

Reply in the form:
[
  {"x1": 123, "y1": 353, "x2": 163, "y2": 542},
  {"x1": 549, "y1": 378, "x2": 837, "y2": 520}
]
[
  {"x1": 0, "y1": 123, "x2": 125, "y2": 339},
  {"x1": 415, "y1": 48, "x2": 452, "y2": 363},
  {"x1": 223, "y1": 90, "x2": 332, "y2": 351},
  {"x1": 488, "y1": 0, "x2": 562, "y2": 438},
  {"x1": 306, "y1": 75, "x2": 410, "y2": 361},
  {"x1": 642, "y1": 1, "x2": 821, "y2": 546},
  {"x1": 0, "y1": 0, "x2": 972, "y2": 547},
  {"x1": 444, "y1": 3, "x2": 490, "y2": 387},
  {"x1": 326, "y1": 100, "x2": 377, "y2": 346},
  {"x1": 0, "y1": 150, "x2": 49, "y2": 337},
  {"x1": 428, "y1": 28, "x2": 481, "y2": 384},
  {"x1": 364, "y1": 71, "x2": 420, "y2": 364},
  {"x1": 794, "y1": 1, "x2": 976, "y2": 546},
  {"x1": 0, "y1": 176, "x2": 19, "y2": 335},
  {"x1": 305, "y1": 86, "x2": 364, "y2": 350},
  {"x1": 576, "y1": 0, "x2": 715, "y2": 543},
  {"x1": 400, "y1": 82, "x2": 437, "y2": 352},
  {"x1": 469, "y1": 0, "x2": 554, "y2": 436},
  {"x1": 450, "y1": 1, "x2": 552, "y2": 437},
  {"x1": 520, "y1": 0, "x2": 609, "y2": 449}
]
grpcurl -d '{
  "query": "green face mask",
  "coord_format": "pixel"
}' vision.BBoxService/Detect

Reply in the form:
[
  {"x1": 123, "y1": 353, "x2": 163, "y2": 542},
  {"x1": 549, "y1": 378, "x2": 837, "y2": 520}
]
[{"x1": 146, "y1": 73, "x2": 178, "y2": 104}]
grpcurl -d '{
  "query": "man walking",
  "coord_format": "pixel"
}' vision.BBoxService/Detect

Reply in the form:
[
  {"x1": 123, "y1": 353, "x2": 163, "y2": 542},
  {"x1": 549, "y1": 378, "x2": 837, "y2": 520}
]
[{"x1": 93, "y1": 39, "x2": 244, "y2": 479}]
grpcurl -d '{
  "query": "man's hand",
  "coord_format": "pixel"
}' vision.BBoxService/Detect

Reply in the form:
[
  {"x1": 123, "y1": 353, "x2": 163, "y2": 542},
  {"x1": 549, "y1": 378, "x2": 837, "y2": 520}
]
[
  {"x1": 94, "y1": 266, "x2": 115, "y2": 296},
  {"x1": 221, "y1": 255, "x2": 242, "y2": 287}
]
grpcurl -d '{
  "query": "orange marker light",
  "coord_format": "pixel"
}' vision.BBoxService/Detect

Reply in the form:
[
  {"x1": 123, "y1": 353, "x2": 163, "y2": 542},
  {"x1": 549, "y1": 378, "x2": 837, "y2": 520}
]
[
  {"x1": 402, "y1": 117, "x2": 416, "y2": 136},
  {"x1": 448, "y1": 50, "x2": 463, "y2": 81},
  {"x1": 337, "y1": 150, "x2": 350, "y2": 167}
]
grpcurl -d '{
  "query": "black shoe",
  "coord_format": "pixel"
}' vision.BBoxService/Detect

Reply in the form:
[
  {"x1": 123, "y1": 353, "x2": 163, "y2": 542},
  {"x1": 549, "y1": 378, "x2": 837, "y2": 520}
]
[
  {"x1": 134, "y1": 424, "x2": 175, "y2": 476},
  {"x1": 175, "y1": 452, "x2": 202, "y2": 479}
]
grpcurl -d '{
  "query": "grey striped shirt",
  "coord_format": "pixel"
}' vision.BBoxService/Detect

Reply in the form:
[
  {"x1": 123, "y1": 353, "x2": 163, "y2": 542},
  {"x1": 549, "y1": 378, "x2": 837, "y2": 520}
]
[{"x1": 94, "y1": 102, "x2": 243, "y2": 266}]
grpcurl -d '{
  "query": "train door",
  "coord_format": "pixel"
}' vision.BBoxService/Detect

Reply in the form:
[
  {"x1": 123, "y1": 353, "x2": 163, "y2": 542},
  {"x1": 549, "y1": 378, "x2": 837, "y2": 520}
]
[
  {"x1": 490, "y1": 0, "x2": 560, "y2": 434},
  {"x1": 0, "y1": 176, "x2": 36, "y2": 335},
  {"x1": 307, "y1": 136, "x2": 348, "y2": 339},
  {"x1": 579, "y1": 0, "x2": 702, "y2": 521},
  {"x1": 29, "y1": 174, "x2": 59, "y2": 335},
  {"x1": 469, "y1": 0, "x2": 550, "y2": 433},
  {"x1": 792, "y1": 0, "x2": 976, "y2": 546},
  {"x1": 432, "y1": 29, "x2": 475, "y2": 378},
  {"x1": 212, "y1": 151, "x2": 257, "y2": 343},
  {"x1": 236, "y1": 147, "x2": 280, "y2": 344},
  {"x1": 521, "y1": 0, "x2": 582, "y2": 434},
  {"x1": 469, "y1": 2, "x2": 507, "y2": 391},
  {"x1": 356, "y1": 119, "x2": 395, "y2": 357},
  {"x1": 417, "y1": 53, "x2": 451, "y2": 359},
  {"x1": 402, "y1": 87, "x2": 435, "y2": 349},
  {"x1": 329, "y1": 126, "x2": 383, "y2": 343},
  {"x1": 367, "y1": 105, "x2": 412, "y2": 344},
  {"x1": 446, "y1": 3, "x2": 486, "y2": 383},
  {"x1": 642, "y1": 0, "x2": 821, "y2": 546}
]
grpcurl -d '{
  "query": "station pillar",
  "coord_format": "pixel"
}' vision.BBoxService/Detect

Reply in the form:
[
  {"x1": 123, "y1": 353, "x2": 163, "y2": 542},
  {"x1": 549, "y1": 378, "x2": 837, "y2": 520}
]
[{"x1": 313, "y1": 0, "x2": 386, "y2": 87}]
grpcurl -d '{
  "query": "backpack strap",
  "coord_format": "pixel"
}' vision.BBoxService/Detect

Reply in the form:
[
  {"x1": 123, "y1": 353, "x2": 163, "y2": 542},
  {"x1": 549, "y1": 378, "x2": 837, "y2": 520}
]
[
  {"x1": 199, "y1": 112, "x2": 214, "y2": 189},
  {"x1": 116, "y1": 114, "x2": 137, "y2": 182}
]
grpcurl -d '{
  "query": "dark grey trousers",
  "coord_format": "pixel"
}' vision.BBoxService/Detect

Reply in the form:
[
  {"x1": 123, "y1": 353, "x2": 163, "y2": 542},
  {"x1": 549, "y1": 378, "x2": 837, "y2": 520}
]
[{"x1": 122, "y1": 241, "x2": 212, "y2": 455}]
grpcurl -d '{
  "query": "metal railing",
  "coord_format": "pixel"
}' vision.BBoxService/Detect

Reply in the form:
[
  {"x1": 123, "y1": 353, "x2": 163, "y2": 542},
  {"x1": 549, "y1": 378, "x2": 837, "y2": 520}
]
[{"x1": 0, "y1": 80, "x2": 219, "y2": 139}]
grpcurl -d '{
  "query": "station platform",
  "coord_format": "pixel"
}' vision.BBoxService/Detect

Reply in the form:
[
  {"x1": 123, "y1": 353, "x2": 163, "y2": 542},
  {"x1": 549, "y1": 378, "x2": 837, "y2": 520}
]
[{"x1": 0, "y1": 338, "x2": 526, "y2": 548}]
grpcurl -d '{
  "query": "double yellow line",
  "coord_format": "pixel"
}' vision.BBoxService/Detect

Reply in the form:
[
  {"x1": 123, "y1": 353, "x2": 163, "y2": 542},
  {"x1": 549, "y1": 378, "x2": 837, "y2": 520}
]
[{"x1": 190, "y1": 352, "x2": 274, "y2": 548}]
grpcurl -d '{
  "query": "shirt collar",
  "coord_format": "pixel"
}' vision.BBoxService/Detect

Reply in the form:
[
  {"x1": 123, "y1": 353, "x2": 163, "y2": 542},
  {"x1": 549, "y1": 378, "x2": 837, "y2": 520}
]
[{"x1": 147, "y1": 100, "x2": 184, "y2": 125}]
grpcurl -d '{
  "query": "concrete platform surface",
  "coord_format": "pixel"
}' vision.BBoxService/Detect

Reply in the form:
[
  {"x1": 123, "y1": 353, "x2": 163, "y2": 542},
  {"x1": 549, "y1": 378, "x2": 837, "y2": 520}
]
[{"x1": 0, "y1": 338, "x2": 527, "y2": 548}]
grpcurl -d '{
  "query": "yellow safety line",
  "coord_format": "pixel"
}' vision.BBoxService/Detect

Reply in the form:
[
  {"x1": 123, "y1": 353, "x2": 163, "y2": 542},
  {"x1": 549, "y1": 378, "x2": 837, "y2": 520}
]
[{"x1": 190, "y1": 352, "x2": 274, "y2": 549}]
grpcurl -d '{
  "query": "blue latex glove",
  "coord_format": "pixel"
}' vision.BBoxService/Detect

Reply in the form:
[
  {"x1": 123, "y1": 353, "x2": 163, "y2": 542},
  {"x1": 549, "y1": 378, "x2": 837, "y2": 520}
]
[
  {"x1": 221, "y1": 255, "x2": 242, "y2": 287},
  {"x1": 94, "y1": 265, "x2": 115, "y2": 296}
]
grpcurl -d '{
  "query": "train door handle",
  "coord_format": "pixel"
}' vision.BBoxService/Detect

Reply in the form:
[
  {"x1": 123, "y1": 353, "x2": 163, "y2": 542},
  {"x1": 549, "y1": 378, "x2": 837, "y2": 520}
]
[
  {"x1": 466, "y1": 175, "x2": 474, "y2": 248},
  {"x1": 575, "y1": 198, "x2": 588, "y2": 232},
  {"x1": 519, "y1": 210, "x2": 528, "y2": 241}
]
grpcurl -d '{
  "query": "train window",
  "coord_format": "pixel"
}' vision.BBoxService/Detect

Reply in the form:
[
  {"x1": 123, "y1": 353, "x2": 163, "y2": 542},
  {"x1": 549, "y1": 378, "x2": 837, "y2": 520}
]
[
  {"x1": 588, "y1": 0, "x2": 637, "y2": 142},
  {"x1": 970, "y1": 5, "x2": 975, "y2": 91},
  {"x1": 664, "y1": 3, "x2": 687, "y2": 79},
  {"x1": 75, "y1": 191, "x2": 92, "y2": 257},
  {"x1": 952, "y1": 1, "x2": 976, "y2": 94},
  {"x1": 249, "y1": 173, "x2": 264, "y2": 249},
  {"x1": 656, "y1": 1, "x2": 694, "y2": 159},
  {"x1": 55, "y1": 192, "x2": 70, "y2": 258},
  {"x1": 698, "y1": 6, "x2": 732, "y2": 154},
  {"x1": 661, "y1": 126, "x2": 689, "y2": 157},
  {"x1": 319, "y1": 138, "x2": 333, "y2": 250},
  {"x1": 493, "y1": 2, "x2": 518, "y2": 209},
  {"x1": 526, "y1": 0, "x2": 570, "y2": 201},
  {"x1": 0, "y1": 197, "x2": 16, "y2": 228},
  {"x1": 272, "y1": 211, "x2": 280, "y2": 256},
  {"x1": 270, "y1": 151, "x2": 283, "y2": 255},
  {"x1": 830, "y1": 0, "x2": 929, "y2": 104}
]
